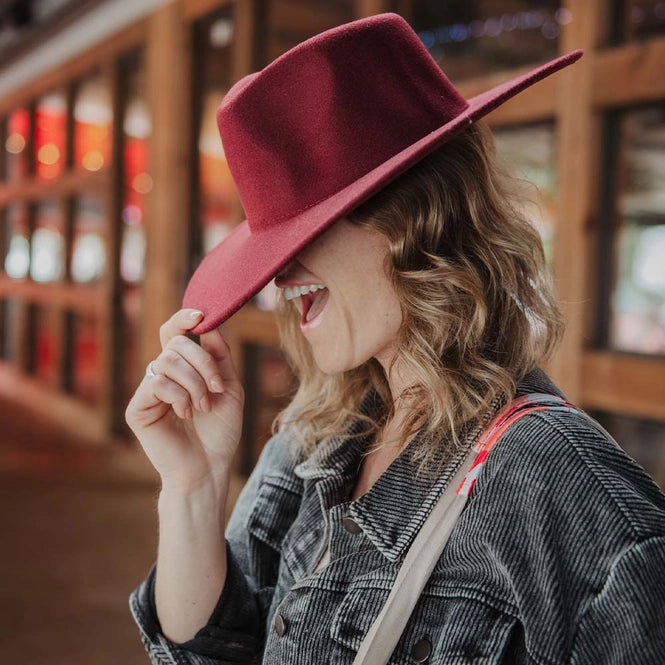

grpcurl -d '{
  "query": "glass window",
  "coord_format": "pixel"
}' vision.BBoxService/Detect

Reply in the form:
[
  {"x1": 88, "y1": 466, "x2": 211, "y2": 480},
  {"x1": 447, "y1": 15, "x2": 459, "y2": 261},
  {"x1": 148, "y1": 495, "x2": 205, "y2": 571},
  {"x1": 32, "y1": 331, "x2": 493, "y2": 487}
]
[
  {"x1": 34, "y1": 306, "x2": 59, "y2": 387},
  {"x1": 1, "y1": 299, "x2": 21, "y2": 362},
  {"x1": 35, "y1": 90, "x2": 67, "y2": 180},
  {"x1": 613, "y1": 0, "x2": 665, "y2": 43},
  {"x1": 393, "y1": 0, "x2": 564, "y2": 81},
  {"x1": 4, "y1": 204, "x2": 30, "y2": 280},
  {"x1": 121, "y1": 52, "x2": 150, "y2": 409},
  {"x1": 71, "y1": 194, "x2": 106, "y2": 284},
  {"x1": 31, "y1": 200, "x2": 65, "y2": 283},
  {"x1": 71, "y1": 311, "x2": 101, "y2": 406},
  {"x1": 493, "y1": 123, "x2": 558, "y2": 267},
  {"x1": 195, "y1": 5, "x2": 237, "y2": 260},
  {"x1": 594, "y1": 410, "x2": 665, "y2": 489},
  {"x1": 609, "y1": 106, "x2": 665, "y2": 355},
  {"x1": 73, "y1": 72, "x2": 112, "y2": 172},
  {"x1": 4, "y1": 108, "x2": 30, "y2": 182},
  {"x1": 240, "y1": 343, "x2": 295, "y2": 473}
]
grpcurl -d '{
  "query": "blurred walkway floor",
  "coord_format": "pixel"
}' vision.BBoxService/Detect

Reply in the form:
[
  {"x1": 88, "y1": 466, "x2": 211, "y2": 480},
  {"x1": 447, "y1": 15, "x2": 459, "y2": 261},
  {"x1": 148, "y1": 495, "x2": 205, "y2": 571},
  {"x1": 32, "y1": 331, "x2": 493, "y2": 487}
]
[{"x1": 0, "y1": 400, "x2": 245, "y2": 665}]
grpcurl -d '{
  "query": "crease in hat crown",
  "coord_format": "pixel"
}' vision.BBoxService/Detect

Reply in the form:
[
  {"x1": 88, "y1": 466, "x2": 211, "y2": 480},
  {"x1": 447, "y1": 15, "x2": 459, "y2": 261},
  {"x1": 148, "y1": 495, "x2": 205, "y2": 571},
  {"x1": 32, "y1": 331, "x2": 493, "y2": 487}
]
[
  {"x1": 183, "y1": 12, "x2": 582, "y2": 334},
  {"x1": 217, "y1": 13, "x2": 469, "y2": 232}
]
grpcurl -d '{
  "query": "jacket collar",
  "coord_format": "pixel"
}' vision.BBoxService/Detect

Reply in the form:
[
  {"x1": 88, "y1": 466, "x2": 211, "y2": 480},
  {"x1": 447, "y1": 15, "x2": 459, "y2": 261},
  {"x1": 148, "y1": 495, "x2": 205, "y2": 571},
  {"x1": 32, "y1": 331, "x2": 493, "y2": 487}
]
[{"x1": 295, "y1": 368, "x2": 565, "y2": 563}]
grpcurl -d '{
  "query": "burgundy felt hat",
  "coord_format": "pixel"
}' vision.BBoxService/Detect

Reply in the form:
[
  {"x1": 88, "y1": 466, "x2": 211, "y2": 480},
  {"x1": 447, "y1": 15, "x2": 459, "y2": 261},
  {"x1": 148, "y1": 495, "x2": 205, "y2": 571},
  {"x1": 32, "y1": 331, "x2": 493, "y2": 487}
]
[{"x1": 184, "y1": 12, "x2": 582, "y2": 334}]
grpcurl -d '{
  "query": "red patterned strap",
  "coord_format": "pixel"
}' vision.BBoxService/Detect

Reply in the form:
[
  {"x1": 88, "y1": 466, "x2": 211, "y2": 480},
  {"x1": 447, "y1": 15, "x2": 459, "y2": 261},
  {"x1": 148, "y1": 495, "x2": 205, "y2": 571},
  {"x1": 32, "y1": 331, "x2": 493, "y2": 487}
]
[{"x1": 456, "y1": 393, "x2": 578, "y2": 498}]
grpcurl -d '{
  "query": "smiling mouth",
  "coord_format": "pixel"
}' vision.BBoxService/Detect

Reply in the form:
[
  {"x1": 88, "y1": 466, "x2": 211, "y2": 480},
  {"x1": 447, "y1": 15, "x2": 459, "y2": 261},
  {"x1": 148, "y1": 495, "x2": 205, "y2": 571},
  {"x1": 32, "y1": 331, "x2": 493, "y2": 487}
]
[{"x1": 300, "y1": 287, "x2": 329, "y2": 325}]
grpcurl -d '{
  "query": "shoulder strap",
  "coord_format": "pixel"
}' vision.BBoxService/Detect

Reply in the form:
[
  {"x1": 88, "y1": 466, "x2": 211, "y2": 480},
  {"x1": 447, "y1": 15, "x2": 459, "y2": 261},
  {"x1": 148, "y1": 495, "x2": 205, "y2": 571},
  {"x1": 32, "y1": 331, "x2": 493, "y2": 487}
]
[{"x1": 352, "y1": 393, "x2": 575, "y2": 665}]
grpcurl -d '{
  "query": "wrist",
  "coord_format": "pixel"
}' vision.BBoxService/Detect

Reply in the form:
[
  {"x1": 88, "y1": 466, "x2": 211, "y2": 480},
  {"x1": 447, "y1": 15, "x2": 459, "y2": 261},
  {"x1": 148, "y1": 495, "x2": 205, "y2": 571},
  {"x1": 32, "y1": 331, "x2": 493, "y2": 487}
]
[{"x1": 159, "y1": 474, "x2": 229, "y2": 518}]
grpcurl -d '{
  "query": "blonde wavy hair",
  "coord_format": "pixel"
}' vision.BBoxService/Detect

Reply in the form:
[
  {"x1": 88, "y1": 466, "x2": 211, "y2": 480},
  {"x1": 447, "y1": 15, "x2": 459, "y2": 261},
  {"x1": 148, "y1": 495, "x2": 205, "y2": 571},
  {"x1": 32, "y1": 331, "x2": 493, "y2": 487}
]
[{"x1": 274, "y1": 121, "x2": 564, "y2": 479}]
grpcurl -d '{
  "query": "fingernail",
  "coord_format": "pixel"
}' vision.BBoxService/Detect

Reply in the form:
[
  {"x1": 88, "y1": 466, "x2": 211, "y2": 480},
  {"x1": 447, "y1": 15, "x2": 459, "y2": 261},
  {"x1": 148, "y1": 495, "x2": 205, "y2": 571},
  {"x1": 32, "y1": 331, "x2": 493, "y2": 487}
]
[
  {"x1": 189, "y1": 310, "x2": 203, "y2": 320},
  {"x1": 199, "y1": 395, "x2": 211, "y2": 413},
  {"x1": 210, "y1": 376, "x2": 224, "y2": 393}
]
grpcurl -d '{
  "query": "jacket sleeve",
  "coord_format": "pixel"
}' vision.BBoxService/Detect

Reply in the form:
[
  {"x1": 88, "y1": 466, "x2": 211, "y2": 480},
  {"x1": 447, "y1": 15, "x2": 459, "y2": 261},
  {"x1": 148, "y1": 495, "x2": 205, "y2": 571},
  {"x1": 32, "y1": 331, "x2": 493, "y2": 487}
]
[
  {"x1": 128, "y1": 432, "x2": 295, "y2": 665},
  {"x1": 570, "y1": 535, "x2": 665, "y2": 665}
]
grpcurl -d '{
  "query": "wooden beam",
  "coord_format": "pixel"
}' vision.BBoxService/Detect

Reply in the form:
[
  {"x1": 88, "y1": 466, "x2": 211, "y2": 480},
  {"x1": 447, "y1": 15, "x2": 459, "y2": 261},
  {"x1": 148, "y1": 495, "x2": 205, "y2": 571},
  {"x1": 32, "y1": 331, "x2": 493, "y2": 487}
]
[
  {"x1": 548, "y1": 0, "x2": 605, "y2": 402},
  {"x1": 182, "y1": 0, "x2": 235, "y2": 22},
  {"x1": 581, "y1": 351, "x2": 665, "y2": 421},
  {"x1": 0, "y1": 169, "x2": 108, "y2": 207},
  {"x1": 354, "y1": 0, "x2": 390, "y2": 18},
  {"x1": 0, "y1": 278, "x2": 103, "y2": 312},
  {"x1": 232, "y1": 0, "x2": 256, "y2": 82},
  {"x1": 0, "y1": 20, "x2": 148, "y2": 116},
  {"x1": 141, "y1": 2, "x2": 192, "y2": 370},
  {"x1": 593, "y1": 37, "x2": 665, "y2": 108}
]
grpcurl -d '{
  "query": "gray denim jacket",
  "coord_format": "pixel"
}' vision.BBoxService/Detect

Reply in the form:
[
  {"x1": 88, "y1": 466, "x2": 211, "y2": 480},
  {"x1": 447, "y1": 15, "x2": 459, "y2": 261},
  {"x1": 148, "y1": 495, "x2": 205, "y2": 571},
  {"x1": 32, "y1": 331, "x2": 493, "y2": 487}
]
[{"x1": 129, "y1": 369, "x2": 665, "y2": 664}]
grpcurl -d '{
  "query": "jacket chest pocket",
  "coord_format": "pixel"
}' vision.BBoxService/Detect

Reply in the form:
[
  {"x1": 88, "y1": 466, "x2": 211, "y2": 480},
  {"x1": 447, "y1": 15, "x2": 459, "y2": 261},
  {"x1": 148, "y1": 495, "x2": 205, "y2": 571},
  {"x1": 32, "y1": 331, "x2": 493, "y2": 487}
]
[
  {"x1": 245, "y1": 472, "x2": 302, "y2": 589},
  {"x1": 330, "y1": 581, "x2": 522, "y2": 664}
]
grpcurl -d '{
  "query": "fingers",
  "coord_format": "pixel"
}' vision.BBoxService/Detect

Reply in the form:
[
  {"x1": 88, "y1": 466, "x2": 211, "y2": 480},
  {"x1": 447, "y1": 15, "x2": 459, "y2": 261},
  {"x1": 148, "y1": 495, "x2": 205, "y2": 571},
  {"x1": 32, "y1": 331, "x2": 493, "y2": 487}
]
[
  {"x1": 159, "y1": 309, "x2": 204, "y2": 349},
  {"x1": 199, "y1": 327, "x2": 240, "y2": 385},
  {"x1": 148, "y1": 374, "x2": 194, "y2": 420},
  {"x1": 153, "y1": 335, "x2": 224, "y2": 409}
]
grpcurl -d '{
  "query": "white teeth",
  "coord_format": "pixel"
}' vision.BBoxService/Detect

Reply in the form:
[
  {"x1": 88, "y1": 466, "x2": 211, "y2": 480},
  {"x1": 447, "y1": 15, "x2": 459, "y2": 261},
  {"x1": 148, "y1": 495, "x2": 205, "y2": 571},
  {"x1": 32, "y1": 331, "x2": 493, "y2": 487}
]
[{"x1": 283, "y1": 284, "x2": 326, "y2": 301}]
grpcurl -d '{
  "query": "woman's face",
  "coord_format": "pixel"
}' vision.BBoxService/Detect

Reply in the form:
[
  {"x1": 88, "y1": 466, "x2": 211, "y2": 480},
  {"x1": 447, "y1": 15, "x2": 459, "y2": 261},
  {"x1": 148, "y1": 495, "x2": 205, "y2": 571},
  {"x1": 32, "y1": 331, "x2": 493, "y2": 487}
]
[{"x1": 275, "y1": 218, "x2": 402, "y2": 375}]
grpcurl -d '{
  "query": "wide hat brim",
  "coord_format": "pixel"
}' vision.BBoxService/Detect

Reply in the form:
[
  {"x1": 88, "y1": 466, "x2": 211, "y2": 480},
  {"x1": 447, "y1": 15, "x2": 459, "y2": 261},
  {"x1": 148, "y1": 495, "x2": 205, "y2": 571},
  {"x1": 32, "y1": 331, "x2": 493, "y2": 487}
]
[{"x1": 184, "y1": 48, "x2": 582, "y2": 335}]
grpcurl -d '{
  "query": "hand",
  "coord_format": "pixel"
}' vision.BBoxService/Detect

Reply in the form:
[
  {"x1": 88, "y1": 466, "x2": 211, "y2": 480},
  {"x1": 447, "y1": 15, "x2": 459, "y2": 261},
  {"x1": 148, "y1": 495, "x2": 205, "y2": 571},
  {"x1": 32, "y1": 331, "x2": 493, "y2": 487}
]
[{"x1": 125, "y1": 309, "x2": 245, "y2": 493}]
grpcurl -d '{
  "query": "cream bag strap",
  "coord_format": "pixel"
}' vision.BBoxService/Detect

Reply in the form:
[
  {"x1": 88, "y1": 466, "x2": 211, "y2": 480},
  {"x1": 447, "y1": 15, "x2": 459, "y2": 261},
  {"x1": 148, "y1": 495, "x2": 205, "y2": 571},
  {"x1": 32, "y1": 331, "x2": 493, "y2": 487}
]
[{"x1": 352, "y1": 393, "x2": 578, "y2": 665}]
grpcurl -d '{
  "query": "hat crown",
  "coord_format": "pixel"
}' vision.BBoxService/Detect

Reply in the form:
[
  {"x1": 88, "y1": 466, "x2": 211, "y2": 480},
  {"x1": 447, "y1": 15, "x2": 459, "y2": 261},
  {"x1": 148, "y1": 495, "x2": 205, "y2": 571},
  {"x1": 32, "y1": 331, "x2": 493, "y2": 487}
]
[{"x1": 217, "y1": 13, "x2": 468, "y2": 231}]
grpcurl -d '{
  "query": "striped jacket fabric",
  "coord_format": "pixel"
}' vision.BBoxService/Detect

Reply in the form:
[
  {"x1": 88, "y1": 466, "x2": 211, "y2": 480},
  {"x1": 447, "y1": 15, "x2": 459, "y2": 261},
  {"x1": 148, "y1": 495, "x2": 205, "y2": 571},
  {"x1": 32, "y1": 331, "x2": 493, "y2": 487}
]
[{"x1": 129, "y1": 369, "x2": 665, "y2": 664}]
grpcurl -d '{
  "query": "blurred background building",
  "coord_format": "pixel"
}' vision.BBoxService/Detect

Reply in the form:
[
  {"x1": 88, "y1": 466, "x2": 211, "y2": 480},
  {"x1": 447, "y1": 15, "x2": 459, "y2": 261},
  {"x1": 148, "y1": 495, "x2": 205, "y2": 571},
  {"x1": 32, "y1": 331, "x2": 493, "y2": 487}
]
[{"x1": 0, "y1": 0, "x2": 664, "y2": 662}]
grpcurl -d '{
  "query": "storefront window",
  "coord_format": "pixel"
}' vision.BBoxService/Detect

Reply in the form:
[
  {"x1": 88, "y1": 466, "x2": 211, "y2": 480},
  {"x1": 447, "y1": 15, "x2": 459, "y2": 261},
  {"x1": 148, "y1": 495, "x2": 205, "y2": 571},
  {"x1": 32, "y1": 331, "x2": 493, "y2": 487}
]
[
  {"x1": 34, "y1": 306, "x2": 59, "y2": 387},
  {"x1": 195, "y1": 6, "x2": 237, "y2": 259},
  {"x1": 1, "y1": 300, "x2": 20, "y2": 362},
  {"x1": 71, "y1": 194, "x2": 106, "y2": 283},
  {"x1": 394, "y1": 0, "x2": 564, "y2": 81},
  {"x1": 121, "y1": 52, "x2": 150, "y2": 408},
  {"x1": 4, "y1": 204, "x2": 30, "y2": 280},
  {"x1": 609, "y1": 106, "x2": 665, "y2": 355},
  {"x1": 240, "y1": 343, "x2": 295, "y2": 473},
  {"x1": 73, "y1": 72, "x2": 112, "y2": 172},
  {"x1": 4, "y1": 108, "x2": 30, "y2": 182},
  {"x1": 493, "y1": 123, "x2": 558, "y2": 267},
  {"x1": 71, "y1": 311, "x2": 101, "y2": 406},
  {"x1": 30, "y1": 200, "x2": 65, "y2": 283},
  {"x1": 35, "y1": 90, "x2": 67, "y2": 181}
]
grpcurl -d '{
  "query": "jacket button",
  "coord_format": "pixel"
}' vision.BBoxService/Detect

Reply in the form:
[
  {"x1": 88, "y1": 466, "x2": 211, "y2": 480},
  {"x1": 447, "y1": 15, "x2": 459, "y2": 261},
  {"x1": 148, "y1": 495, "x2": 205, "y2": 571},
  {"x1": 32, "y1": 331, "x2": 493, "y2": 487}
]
[
  {"x1": 274, "y1": 613, "x2": 287, "y2": 637},
  {"x1": 411, "y1": 637, "x2": 432, "y2": 662},
  {"x1": 342, "y1": 516, "x2": 362, "y2": 534}
]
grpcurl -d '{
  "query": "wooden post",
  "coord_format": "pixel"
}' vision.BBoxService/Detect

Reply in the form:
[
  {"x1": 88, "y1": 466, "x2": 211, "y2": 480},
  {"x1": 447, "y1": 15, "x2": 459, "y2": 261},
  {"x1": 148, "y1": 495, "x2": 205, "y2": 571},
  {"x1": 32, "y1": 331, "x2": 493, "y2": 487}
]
[
  {"x1": 354, "y1": 0, "x2": 390, "y2": 18},
  {"x1": 141, "y1": 0, "x2": 192, "y2": 370},
  {"x1": 549, "y1": 0, "x2": 606, "y2": 401}
]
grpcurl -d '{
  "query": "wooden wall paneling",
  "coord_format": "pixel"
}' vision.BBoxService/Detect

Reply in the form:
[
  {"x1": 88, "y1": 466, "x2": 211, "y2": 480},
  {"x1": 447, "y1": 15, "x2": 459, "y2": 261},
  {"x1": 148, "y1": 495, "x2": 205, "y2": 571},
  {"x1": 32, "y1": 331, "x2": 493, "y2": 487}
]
[
  {"x1": 593, "y1": 37, "x2": 665, "y2": 109},
  {"x1": 0, "y1": 20, "x2": 148, "y2": 117},
  {"x1": 549, "y1": 0, "x2": 606, "y2": 402},
  {"x1": 141, "y1": 2, "x2": 193, "y2": 371},
  {"x1": 582, "y1": 351, "x2": 665, "y2": 421}
]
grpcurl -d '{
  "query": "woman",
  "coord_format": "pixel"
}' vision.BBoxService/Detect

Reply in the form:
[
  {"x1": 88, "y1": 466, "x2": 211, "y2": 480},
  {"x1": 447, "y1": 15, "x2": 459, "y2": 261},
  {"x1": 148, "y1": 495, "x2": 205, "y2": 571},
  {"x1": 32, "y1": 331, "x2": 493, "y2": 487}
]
[{"x1": 126, "y1": 13, "x2": 665, "y2": 665}]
